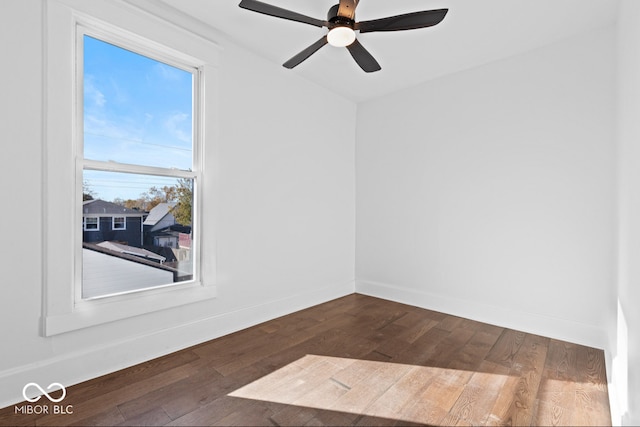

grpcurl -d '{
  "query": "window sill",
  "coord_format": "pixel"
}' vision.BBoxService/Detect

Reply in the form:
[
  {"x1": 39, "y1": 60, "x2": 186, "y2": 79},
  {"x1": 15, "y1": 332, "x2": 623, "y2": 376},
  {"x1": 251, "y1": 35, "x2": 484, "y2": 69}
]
[{"x1": 44, "y1": 282, "x2": 216, "y2": 336}]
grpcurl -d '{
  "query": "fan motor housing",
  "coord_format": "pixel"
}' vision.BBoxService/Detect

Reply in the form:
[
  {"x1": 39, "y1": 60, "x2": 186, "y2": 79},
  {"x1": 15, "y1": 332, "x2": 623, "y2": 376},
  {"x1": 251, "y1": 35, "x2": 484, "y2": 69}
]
[{"x1": 328, "y1": 4, "x2": 355, "y2": 27}]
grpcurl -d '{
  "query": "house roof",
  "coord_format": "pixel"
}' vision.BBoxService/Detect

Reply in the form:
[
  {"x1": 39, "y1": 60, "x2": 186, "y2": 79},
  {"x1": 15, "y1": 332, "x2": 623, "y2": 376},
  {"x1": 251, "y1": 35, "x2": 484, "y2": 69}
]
[
  {"x1": 82, "y1": 248, "x2": 174, "y2": 299},
  {"x1": 83, "y1": 199, "x2": 145, "y2": 216},
  {"x1": 143, "y1": 202, "x2": 176, "y2": 226},
  {"x1": 150, "y1": 225, "x2": 192, "y2": 235},
  {"x1": 96, "y1": 241, "x2": 166, "y2": 263}
]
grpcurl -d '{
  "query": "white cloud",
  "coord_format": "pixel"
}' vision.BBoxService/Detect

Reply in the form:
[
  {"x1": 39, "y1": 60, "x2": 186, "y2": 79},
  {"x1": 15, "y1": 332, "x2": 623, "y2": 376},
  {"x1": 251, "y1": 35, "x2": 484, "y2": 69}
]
[
  {"x1": 109, "y1": 78, "x2": 129, "y2": 105},
  {"x1": 84, "y1": 114, "x2": 132, "y2": 141},
  {"x1": 84, "y1": 75, "x2": 106, "y2": 108},
  {"x1": 164, "y1": 112, "x2": 191, "y2": 144}
]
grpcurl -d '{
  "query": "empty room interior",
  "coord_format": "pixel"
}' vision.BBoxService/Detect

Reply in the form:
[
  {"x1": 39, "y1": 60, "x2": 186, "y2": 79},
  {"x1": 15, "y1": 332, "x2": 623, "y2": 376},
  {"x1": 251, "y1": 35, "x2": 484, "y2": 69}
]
[{"x1": 1, "y1": 0, "x2": 639, "y2": 425}]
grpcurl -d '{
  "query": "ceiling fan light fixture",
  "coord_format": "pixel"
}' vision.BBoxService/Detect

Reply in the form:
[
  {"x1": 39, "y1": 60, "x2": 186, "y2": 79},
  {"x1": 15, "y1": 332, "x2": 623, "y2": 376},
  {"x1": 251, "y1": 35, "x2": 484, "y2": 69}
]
[
  {"x1": 327, "y1": 26, "x2": 356, "y2": 47},
  {"x1": 239, "y1": 0, "x2": 448, "y2": 72}
]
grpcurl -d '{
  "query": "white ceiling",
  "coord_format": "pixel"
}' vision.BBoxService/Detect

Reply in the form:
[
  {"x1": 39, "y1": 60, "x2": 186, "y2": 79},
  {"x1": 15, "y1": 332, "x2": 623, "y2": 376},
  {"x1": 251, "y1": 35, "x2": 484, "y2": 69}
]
[{"x1": 136, "y1": 0, "x2": 618, "y2": 103}]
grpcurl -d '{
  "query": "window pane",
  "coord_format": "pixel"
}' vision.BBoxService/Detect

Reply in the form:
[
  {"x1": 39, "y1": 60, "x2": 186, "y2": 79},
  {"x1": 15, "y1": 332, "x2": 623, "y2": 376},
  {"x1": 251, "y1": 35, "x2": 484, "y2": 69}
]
[
  {"x1": 84, "y1": 217, "x2": 99, "y2": 230},
  {"x1": 113, "y1": 217, "x2": 126, "y2": 230},
  {"x1": 83, "y1": 35, "x2": 193, "y2": 170},
  {"x1": 82, "y1": 170, "x2": 194, "y2": 299}
]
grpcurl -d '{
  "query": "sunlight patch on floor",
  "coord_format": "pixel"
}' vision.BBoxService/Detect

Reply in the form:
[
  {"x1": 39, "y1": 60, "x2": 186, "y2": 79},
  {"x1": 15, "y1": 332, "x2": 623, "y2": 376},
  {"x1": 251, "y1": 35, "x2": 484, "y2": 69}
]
[{"x1": 229, "y1": 354, "x2": 518, "y2": 425}]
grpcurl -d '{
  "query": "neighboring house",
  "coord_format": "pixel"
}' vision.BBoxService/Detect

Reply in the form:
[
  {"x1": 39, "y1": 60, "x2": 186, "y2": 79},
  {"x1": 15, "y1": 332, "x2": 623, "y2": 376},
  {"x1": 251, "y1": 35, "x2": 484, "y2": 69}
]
[
  {"x1": 152, "y1": 230, "x2": 180, "y2": 248},
  {"x1": 143, "y1": 202, "x2": 193, "y2": 249},
  {"x1": 83, "y1": 199, "x2": 146, "y2": 246},
  {"x1": 143, "y1": 202, "x2": 177, "y2": 232},
  {"x1": 149, "y1": 225, "x2": 192, "y2": 249},
  {"x1": 142, "y1": 203, "x2": 193, "y2": 280},
  {"x1": 178, "y1": 231, "x2": 192, "y2": 249}
]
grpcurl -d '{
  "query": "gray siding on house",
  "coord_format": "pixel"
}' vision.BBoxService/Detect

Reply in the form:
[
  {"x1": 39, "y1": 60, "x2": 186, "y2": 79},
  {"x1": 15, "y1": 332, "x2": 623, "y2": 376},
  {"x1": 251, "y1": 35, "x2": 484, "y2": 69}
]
[{"x1": 150, "y1": 214, "x2": 176, "y2": 232}]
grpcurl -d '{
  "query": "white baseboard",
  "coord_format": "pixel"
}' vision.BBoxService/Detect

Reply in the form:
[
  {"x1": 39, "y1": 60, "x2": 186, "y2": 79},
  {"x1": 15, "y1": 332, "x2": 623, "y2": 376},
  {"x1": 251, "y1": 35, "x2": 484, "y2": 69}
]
[
  {"x1": 605, "y1": 349, "x2": 622, "y2": 426},
  {"x1": 0, "y1": 280, "x2": 355, "y2": 409},
  {"x1": 355, "y1": 279, "x2": 607, "y2": 350}
]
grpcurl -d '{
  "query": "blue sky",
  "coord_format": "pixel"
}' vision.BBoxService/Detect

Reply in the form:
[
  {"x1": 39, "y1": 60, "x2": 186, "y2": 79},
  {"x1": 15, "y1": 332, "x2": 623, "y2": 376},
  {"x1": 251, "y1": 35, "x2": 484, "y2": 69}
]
[{"x1": 83, "y1": 35, "x2": 193, "y2": 201}]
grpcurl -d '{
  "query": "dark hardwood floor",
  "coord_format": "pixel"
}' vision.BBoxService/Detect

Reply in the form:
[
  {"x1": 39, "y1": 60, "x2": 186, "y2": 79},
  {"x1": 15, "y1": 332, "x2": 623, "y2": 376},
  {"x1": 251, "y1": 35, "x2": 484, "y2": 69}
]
[{"x1": 0, "y1": 294, "x2": 611, "y2": 426}]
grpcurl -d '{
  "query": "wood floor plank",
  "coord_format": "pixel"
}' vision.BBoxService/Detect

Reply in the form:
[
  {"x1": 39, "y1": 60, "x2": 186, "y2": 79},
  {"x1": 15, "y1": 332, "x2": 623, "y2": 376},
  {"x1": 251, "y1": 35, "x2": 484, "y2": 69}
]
[
  {"x1": 576, "y1": 346, "x2": 608, "y2": 392},
  {"x1": 442, "y1": 369, "x2": 510, "y2": 426},
  {"x1": 504, "y1": 333, "x2": 550, "y2": 426},
  {"x1": 435, "y1": 315, "x2": 465, "y2": 333},
  {"x1": 423, "y1": 327, "x2": 475, "y2": 369},
  {"x1": 392, "y1": 326, "x2": 452, "y2": 366},
  {"x1": 0, "y1": 294, "x2": 611, "y2": 427},
  {"x1": 531, "y1": 388, "x2": 574, "y2": 426},
  {"x1": 543, "y1": 339, "x2": 579, "y2": 382},
  {"x1": 34, "y1": 361, "x2": 197, "y2": 426},
  {"x1": 364, "y1": 365, "x2": 438, "y2": 422},
  {"x1": 329, "y1": 362, "x2": 412, "y2": 415},
  {"x1": 571, "y1": 386, "x2": 612, "y2": 427},
  {"x1": 191, "y1": 327, "x2": 268, "y2": 363},
  {"x1": 291, "y1": 374, "x2": 351, "y2": 410},
  {"x1": 304, "y1": 409, "x2": 359, "y2": 426},
  {"x1": 63, "y1": 349, "x2": 201, "y2": 407},
  {"x1": 213, "y1": 401, "x2": 275, "y2": 426},
  {"x1": 485, "y1": 329, "x2": 527, "y2": 368},
  {"x1": 116, "y1": 358, "x2": 222, "y2": 421},
  {"x1": 68, "y1": 407, "x2": 125, "y2": 427},
  {"x1": 481, "y1": 360, "x2": 519, "y2": 426},
  {"x1": 402, "y1": 368, "x2": 473, "y2": 425},
  {"x1": 394, "y1": 316, "x2": 440, "y2": 345},
  {"x1": 116, "y1": 407, "x2": 172, "y2": 427},
  {"x1": 446, "y1": 330, "x2": 501, "y2": 372},
  {"x1": 167, "y1": 395, "x2": 249, "y2": 426},
  {"x1": 270, "y1": 404, "x2": 320, "y2": 426}
]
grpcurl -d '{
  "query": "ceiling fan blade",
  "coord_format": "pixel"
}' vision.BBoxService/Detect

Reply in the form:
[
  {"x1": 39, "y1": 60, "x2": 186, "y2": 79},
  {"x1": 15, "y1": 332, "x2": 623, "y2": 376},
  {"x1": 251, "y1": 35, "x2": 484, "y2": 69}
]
[
  {"x1": 283, "y1": 36, "x2": 328, "y2": 69},
  {"x1": 337, "y1": 0, "x2": 359, "y2": 20},
  {"x1": 239, "y1": 0, "x2": 328, "y2": 28},
  {"x1": 346, "y1": 39, "x2": 381, "y2": 73},
  {"x1": 355, "y1": 9, "x2": 448, "y2": 33}
]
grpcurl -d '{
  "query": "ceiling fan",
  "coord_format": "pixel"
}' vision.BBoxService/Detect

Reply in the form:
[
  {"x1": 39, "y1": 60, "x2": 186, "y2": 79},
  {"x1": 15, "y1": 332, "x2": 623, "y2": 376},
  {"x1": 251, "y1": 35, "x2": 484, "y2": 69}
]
[{"x1": 238, "y1": 0, "x2": 448, "y2": 73}]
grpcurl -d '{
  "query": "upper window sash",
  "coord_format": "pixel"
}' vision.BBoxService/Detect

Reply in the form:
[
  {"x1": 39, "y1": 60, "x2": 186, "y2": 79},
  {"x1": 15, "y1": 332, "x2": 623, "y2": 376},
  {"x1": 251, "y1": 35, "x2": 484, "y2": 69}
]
[{"x1": 77, "y1": 24, "x2": 202, "y2": 175}]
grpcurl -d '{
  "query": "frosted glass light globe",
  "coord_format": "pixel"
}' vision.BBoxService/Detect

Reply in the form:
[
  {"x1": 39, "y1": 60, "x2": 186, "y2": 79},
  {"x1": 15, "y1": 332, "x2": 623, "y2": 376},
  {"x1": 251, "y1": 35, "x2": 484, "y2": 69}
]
[{"x1": 327, "y1": 26, "x2": 356, "y2": 47}]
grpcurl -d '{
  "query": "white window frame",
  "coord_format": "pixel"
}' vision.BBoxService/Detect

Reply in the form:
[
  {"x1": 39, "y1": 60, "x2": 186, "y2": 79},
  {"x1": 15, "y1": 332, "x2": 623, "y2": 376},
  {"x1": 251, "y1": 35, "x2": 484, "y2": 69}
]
[
  {"x1": 43, "y1": 0, "x2": 218, "y2": 336},
  {"x1": 112, "y1": 216, "x2": 126, "y2": 230},
  {"x1": 84, "y1": 216, "x2": 100, "y2": 231}
]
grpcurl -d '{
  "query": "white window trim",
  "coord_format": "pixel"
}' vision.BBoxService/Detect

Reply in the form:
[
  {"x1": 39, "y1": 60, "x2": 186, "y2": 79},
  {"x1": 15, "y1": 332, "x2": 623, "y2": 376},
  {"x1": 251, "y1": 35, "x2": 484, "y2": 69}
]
[
  {"x1": 112, "y1": 216, "x2": 126, "y2": 230},
  {"x1": 84, "y1": 216, "x2": 100, "y2": 231},
  {"x1": 43, "y1": 0, "x2": 219, "y2": 336}
]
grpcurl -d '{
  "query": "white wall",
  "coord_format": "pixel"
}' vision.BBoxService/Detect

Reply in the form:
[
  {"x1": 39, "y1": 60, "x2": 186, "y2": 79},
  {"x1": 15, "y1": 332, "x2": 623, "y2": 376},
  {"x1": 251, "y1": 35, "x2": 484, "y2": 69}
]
[
  {"x1": 356, "y1": 27, "x2": 616, "y2": 349},
  {"x1": 0, "y1": 0, "x2": 47, "y2": 397},
  {"x1": 0, "y1": 0, "x2": 355, "y2": 407},
  {"x1": 614, "y1": 1, "x2": 640, "y2": 424},
  {"x1": 1, "y1": 0, "x2": 630, "y2": 420}
]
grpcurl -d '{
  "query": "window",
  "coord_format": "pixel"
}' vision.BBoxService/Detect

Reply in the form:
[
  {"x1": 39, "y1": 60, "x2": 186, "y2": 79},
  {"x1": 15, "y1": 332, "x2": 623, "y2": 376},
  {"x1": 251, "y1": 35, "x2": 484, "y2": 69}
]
[
  {"x1": 80, "y1": 32, "x2": 198, "y2": 299},
  {"x1": 112, "y1": 217, "x2": 126, "y2": 230},
  {"x1": 43, "y1": 1, "x2": 218, "y2": 336},
  {"x1": 84, "y1": 217, "x2": 99, "y2": 231}
]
